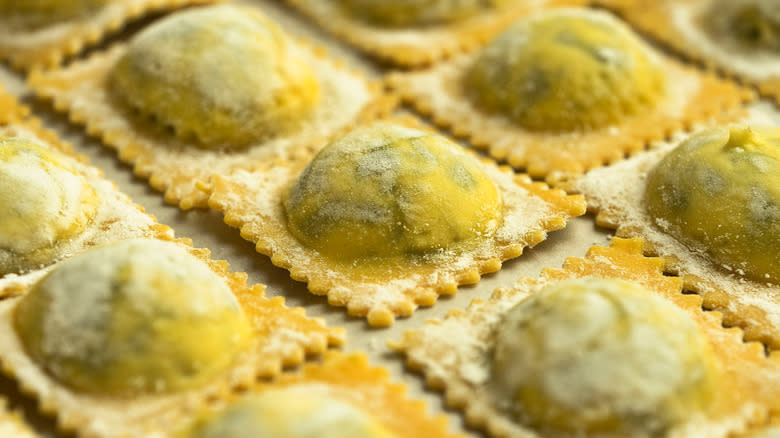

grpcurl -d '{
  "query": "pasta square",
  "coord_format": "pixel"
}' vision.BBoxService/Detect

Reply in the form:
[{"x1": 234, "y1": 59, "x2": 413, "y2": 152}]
[
  {"x1": 563, "y1": 109, "x2": 780, "y2": 350},
  {"x1": 206, "y1": 120, "x2": 585, "y2": 326},
  {"x1": 387, "y1": 7, "x2": 753, "y2": 183},
  {"x1": 392, "y1": 237, "x2": 780, "y2": 438},
  {"x1": 169, "y1": 352, "x2": 466, "y2": 438},
  {"x1": 0, "y1": 238, "x2": 345, "y2": 438},
  {"x1": 29, "y1": 4, "x2": 395, "y2": 209}
]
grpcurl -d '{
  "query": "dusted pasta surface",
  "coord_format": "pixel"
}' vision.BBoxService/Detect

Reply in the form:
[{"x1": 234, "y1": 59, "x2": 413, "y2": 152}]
[
  {"x1": 14, "y1": 239, "x2": 250, "y2": 396},
  {"x1": 465, "y1": 9, "x2": 665, "y2": 132},
  {"x1": 0, "y1": 137, "x2": 98, "y2": 275},
  {"x1": 179, "y1": 387, "x2": 394, "y2": 438},
  {"x1": 492, "y1": 278, "x2": 721, "y2": 437},
  {"x1": 283, "y1": 123, "x2": 503, "y2": 262},
  {"x1": 645, "y1": 125, "x2": 780, "y2": 283},
  {"x1": 110, "y1": 5, "x2": 320, "y2": 149}
]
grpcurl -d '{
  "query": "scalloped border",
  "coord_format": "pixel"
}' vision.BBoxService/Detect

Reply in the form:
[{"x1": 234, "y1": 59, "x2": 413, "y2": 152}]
[
  {"x1": 391, "y1": 237, "x2": 780, "y2": 438},
  {"x1": 205, "y1": 118, "x2": 586, "y2": 326},
  {"x1": 281, "y1": 0, "x2": 587, "y2": 68},
  {"x1": 0, "y1": 0, "x2": 221, "y2": 72},
  {"x1": 0, "y1": 235, "x2": 345, "y2": 438},
  {"x1": 0, "y1": 107, "x2": 171, "y2": 299},
  {"x1": 174, "y1": 351, "x2": 466, "y2": 438},
  {"x1": 596, "y1": 0, "x2": 780, "y2": 107},
  {"x1": 385, "y1": 8, "x2": 754, "y2": 184},
  {"x1": 28, "y1": 21, "x2": 397, "y2": 210},
  {"x1": 561, "y1": 115, "x2": 780, "y2": 351}
]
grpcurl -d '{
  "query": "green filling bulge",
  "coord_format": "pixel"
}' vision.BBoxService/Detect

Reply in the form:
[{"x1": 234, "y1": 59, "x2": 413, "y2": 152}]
[
  {"x1": 283, "y1": 123, "x2": 503, "y2": 262},
  {"x1": 0, "y1": 137, "x2": 98, "y2": 275},
  {"x1": 645, "y1": 125, "x2": 780, "y2": 283},
  {"x1": 492, "y1": 278, "x2": 721, "y2": 437},
  {"x1": 110, "y1": 5, "x2": 320, "y2": 149},
  {"x1": 14, "y1": 238, "x2": 251, "y2": 396},
  {"x1": 465, "y1": 9, "x2": 665, "y2": 132}
]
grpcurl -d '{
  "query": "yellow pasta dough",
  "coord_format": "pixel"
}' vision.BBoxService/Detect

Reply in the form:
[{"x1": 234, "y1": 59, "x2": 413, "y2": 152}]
[
  {"x1": 335, "y1": 0, "x2": 510, "y2": 27},
  {"x1": 0, "y1": 0, "x2": 109, "y2": 30},
  {"x1": 0, "y1": 137, "x2": 98, "y2": 275},
  {"x1": 491, "y1": 277, "x2": 721, "y2": 437},
  {"x1": 178, "y1": 387, "x2": 395, "y2": 438},
  {"x1": 110, "y1": 4, "x2": 320, "y2": 148},
  {"x1": 645, "y1": 124, "x2": 780, "y2": 283},
  {"x1": 283, "y1": 123, "x2": 503, "y2": 262},
  {"x1": 465, "y1": 9, "x2": 665, "y2": 132},
  {"x1": 14, "y1": 238, "x2": 251, "y2": 396}
]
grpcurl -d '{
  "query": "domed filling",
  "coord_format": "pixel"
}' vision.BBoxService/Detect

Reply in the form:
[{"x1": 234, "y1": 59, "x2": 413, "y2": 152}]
[
  {"x1": 110, "y1": 5, "x2": 320, "y2": 149},
  {"x1": 283, "y1": 123, "x2": 503, "y2": 261},
  {"x1": 0, "y1": 137, "x2": 98, "y2": 275},
  {"x1": 465, "y1": 9, "x2": 665, "y2": 132},
  {"x1": 336, "y1": 0, "x2": 509, "y2": 28},
  {"x1": 179, "y1": 387, "x2": 394, "y2": 438},
  {"x1": 14, "y1": 238, "x2": 250, "y2": 396},
  {"x1": 0, "y1": 0, "x2": 109, "y2": 30},
  {"x1": 645, "y1": 124, "x2": 780, "y2": 283},
  {"x1": 703, "y1": 0, "x2": 780, "y2": 51},
  {"x1": 492, "y1": 278, "x2": 720, "y2": 437}
]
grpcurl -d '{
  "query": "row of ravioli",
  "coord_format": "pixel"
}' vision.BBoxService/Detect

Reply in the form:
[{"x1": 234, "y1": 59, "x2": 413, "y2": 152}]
[
  {"x1": 15, "y1": 0, "x2": 766, "y2": 330},
  {"x1": 3, "y1": 115, "x2": 780, "y2": 438},
  {"x1": 6, "y1": 112, "x2": 780, "y2": 438},
  {"x1": 2, "y1": 0, "x2": 780, "y2": 437},
  {"x1": 0, "y1": 94, "x2": 471, "y2": 438}
]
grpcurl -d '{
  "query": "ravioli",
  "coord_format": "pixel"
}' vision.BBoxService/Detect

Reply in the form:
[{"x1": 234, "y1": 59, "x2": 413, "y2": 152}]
[
  {"x1": 493, "y1": 278, "x2": 720, "y2": 437},
  {"x1": 30, "y1": 3, "x2": 383, "y2": 209},
  {"x1": 387, "y1": 7, "x2": 751, "y2": 179},
  {"x1": 14, "y1": 238, "x2": 250, "y2": 396},
  {"x1": 465, "y1": 10, "x2": 665, "y2": 131},
  {"x1": 0, "y1": 137, "x2": 98, "y2": 275},
  {"x1": 645, "y1": 125, "x2": 780, "y2": 283},
  {"x1": 111, "y1": 5, "x2": 319, "y2": 149},
  {"x1": 179, "y1": 388, "x2": 394, "y2": 438},
  {"x1": 283, "y1": 123, "x2": 503, "y2": 262},
  {"x1": 392, "y1": 237, "x2": 780, "y2": 438},
  {"x1": 207, "y1": 120, "x2": 585, "y2": 325}
]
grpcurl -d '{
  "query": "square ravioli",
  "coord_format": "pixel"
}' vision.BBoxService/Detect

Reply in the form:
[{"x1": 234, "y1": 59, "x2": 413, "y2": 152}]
[
  {"x1": 0, "y1": 104, "x2": 173, "y2": 295},
  {"x1": 167, "y1": 352, "x2": 466, "y2": 438},
  {"x1": 206, "y1": 121, "x2": 586, "y2": 326},
  {"x1": 0, "y1": 237, "x2": 345, "y2": 438},
  {"x1": 391, "y1": 237, "x2": 780, "y2": 438},
  {"x1": 29, "y1": 3, "x2": 395, "y2": 210},
  {"x1": 387, "y1": 7, "x2": 753, "y2": 183},
  {"x1": 598, "y1": 0, "x2": 780, "y2": 106},
  {"x1": 0, "y1": 0, "x2": 218, "y2": 71},
  {"x1": 282, "y1": 0, "x2": 587, "y2": 68},
  {"x1": 563, "y1": 111, "x2": 780, "y2": 350}
]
